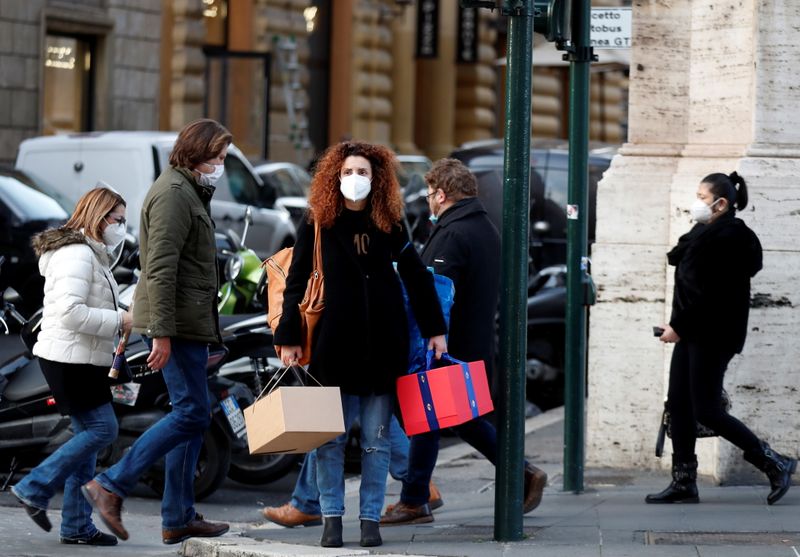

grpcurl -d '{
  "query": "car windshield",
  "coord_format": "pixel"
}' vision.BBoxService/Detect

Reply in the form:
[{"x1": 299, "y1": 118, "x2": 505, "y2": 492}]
[
  {"x1": 0, "y1": 174, "x2": 70, "y2": 220},
  {"x1": 13, "y1": 169, "x2": 77, "y2": 213}
]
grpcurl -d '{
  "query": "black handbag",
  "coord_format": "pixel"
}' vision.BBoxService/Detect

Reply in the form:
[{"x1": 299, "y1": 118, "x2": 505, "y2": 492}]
[{"x1": 655, "y1": 389, "x2": 731, "y2": 457}]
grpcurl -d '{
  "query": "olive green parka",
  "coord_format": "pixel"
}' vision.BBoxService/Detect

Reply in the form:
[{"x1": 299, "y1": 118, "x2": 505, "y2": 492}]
[{"x1": 132, "y1": 166, "x2": 221, "y2": 343}]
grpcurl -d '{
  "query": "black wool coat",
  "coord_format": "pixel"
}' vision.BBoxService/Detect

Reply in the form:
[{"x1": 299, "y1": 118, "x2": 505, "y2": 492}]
[
  {"x1": 668, "y1": 212, "x2": 762, "y2": 354},
  {"x1": 421, "y1": 197, "x2": 501, "y2": 375},
  {"x1": 273, "y1": 210, "x2": 447, "y2": 395}
]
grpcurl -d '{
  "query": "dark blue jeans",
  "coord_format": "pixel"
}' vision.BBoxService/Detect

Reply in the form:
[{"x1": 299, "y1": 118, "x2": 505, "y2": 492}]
[
  {"x1": 95, "y1": 338, "x2": 211, "y2": 529},
  {"x1": 400, "y1": 417, "x2": 498, "y2": 506},
  {"x1": 12, "y1": 402, "x2": 118, "y2": 539}
]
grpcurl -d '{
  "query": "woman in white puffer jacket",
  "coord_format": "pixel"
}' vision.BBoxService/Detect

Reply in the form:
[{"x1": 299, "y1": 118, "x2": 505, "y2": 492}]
[{"x1": 11, "y1": 187, "x2": 132, "y2": 546}]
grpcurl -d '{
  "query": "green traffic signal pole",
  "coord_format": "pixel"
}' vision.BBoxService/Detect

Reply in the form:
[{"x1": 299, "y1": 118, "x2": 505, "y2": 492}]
[
  {"x1": 563, "y1": 0, "x2": 594, "y2": 493},
  {"x1": 494, "y1": 0, "x2": 533, "y2": 542}
]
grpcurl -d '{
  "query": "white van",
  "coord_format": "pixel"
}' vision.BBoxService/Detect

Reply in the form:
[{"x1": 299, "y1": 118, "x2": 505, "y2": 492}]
[{"x1": 15, "y1": 131, "x2": 296, "y2": 258}]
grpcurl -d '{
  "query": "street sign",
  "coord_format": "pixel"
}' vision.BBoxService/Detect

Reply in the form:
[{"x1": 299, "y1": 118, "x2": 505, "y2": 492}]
[{"x1": 590, "y1": 7, "x2": 631, "y2": 49}]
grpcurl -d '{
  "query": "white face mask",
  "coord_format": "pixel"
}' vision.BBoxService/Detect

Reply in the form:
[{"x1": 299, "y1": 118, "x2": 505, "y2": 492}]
[
  {"x1": 103, "y1": 222, "x2": 126, "y2": 248},
  {"x1": 340, "y1": 174, "x2": 371, "y2": 202},
  {"x1": 197, "y1": 163, "x2": 224, "y2": 187},
  {"x1": 690, "y1": 198, "x2": 720, "y2": 224}
]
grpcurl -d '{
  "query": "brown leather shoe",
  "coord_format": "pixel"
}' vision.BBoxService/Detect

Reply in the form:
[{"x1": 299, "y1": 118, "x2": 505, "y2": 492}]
[
  {"x1": 428, "y1": 481, "x2": 444, "y2": 511},
  {"x1": 523, "y1": 463, "x2": 548, "y2": 513},
  {"x1": 386, "y1": 481, "x2": 444, "y2": 514},
  {"x1": 81, "y1": 480, "x2": 128, "y2": 541},
  {"x1": 162, "y1": 513, "x2": 229, "y2": 545},
  {"x1": 261, "y1": 502, "x2": 322, "y2": 527},
  {"x1": 380, "y1": 502, "x2": 433, "y2": 525}
]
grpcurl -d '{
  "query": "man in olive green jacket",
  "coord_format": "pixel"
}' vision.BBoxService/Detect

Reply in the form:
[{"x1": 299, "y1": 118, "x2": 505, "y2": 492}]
[
  {"x1": 82, "y1": 120, "x2": 231, "y2": 546},
  {"x1": 133, "y1": 165, "x2": 221, "y2": 344}
]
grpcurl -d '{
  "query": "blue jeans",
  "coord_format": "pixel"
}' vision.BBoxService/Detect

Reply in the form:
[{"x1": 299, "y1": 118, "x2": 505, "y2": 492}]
[
  {"x1": 316, "y1": 392, "x2": 392, "y2": 522},
  {"x1": 401, "y1": 417, "x2": 499, "y2": 506},
  {"x1": 291, "y1": 412, "x2": 410, "y2": 515},
  {"x1": 12, "y1": 402, "x2": 118, "y2": 539},
  {"x1": 95, "y1": 339, "x2": 211, "y2": 529}
]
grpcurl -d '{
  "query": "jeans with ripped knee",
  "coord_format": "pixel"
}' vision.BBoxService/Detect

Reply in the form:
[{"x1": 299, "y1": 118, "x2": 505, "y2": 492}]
[{"x1": 316, "y1": 392, "x2": 392, "y2": 522}]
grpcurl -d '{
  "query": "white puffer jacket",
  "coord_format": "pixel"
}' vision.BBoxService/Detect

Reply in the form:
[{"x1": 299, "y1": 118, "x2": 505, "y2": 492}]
[{"x1": 32, "y1": 228, "x2": 123, "y2": 366}]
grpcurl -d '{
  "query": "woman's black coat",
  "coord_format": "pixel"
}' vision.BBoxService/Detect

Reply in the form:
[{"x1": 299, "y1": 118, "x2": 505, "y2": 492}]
[
  {"x1": 420, "y1": 197, "x2": 501, "y2": 375},
  {"x1": 273, "y1": 212, "x2": 447, "y2": 395},
  {"x1": 668, "y1": 212, "x2": 762, "y2": 354}
]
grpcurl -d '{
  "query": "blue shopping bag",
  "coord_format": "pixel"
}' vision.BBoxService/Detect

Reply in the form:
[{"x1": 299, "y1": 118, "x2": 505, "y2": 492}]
[{"x1": 400, "y1": 271, "x2": 454, "y2": 375}]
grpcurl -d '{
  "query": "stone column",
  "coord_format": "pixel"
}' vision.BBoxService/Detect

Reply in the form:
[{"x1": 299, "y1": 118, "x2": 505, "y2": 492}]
[
  {"x1": 587, "y1": 0, "x2": 800, "y2": 482},
  {"x1": 390, "y1": 4, "x2": 420, "y2": 154},
  {"x1": 414, "y1": 0, "x2": 457, "y2": 160}
]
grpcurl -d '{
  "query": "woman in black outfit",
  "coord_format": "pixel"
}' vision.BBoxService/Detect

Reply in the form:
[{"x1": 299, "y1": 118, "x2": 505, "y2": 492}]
[
  {"x1": 647, "y1": 172, "x2": 796, "y2": 505},
  {"x1": 274, "y1": 141, "x2": 447, "y2": 547}
]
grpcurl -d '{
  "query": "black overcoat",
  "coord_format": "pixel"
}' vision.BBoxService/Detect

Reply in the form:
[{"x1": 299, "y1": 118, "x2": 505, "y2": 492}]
[
  {"x1": 274, "y1": 210, "x2": 447, "y2": 395},
  {"x1": 420, "y1": 197, "x2": 501, "y2": 375},
  {"x1": 668, "y1": 212, "x2": 762, "y2": 354}
]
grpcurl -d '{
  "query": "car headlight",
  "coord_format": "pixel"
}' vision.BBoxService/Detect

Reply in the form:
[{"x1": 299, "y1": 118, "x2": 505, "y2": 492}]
[{"x1": 225, "y1": 254, "x2": 243, "y2": 282}]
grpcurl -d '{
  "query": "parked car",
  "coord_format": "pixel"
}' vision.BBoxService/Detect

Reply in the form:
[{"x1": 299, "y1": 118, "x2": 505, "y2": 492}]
[
  {"x1": 15, "y1": 132, "x2": 296, "y2": 259},
  {"x1": 449, "y1": 139, "x2": 617, "y2": 410},
  {"x1": 0, "y1": 166, "x2": 72, "y2": 317},
  {"x1": 450, "y1": 138, "x2": 616, "y2": 273},
  {"x1": 396, "y1": 154, "x2": 433, "y2": 190},
  {"x1": 251, "y1": 161, "x2": 311, "y2": 229}
]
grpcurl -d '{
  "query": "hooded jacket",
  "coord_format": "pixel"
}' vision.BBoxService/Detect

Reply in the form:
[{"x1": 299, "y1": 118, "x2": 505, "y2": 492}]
[
  {"x1": 668, "y1": 212, "x2": 762, "y2": 354},
  {"x1": 31, "y1": 227, "x2": 122, "y2": 366}
]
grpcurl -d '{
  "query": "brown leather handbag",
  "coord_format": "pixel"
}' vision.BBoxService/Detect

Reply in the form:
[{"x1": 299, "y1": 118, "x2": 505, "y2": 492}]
[{"x1": 264, "y1": 223, "x2": 324, "y2": 365}]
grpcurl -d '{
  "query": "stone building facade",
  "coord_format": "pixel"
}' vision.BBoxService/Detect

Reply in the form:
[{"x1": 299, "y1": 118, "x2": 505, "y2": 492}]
[
  {"x1": 587, "y1": 0, "x2": 800, "y2": 482},
  {"x1": 0, "y1": 0, "x2": 629, "y2": 167},
  {"x1": 0, "y1": 0, "x2": 161, "y2": 163}
]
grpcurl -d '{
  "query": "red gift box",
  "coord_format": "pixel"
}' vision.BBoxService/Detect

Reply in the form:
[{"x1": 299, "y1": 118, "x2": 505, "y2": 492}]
[{"x1": 397, "y1": 355, "x2": 494, "y2": 436}]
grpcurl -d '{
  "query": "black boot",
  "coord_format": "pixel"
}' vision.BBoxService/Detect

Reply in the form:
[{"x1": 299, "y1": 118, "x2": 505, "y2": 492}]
[
  {"x1": 320, "y1": 516, "x2": 343, "y2": 547},
  {"x1": 645, "y1": 455, "x2": 699, "y2": 504},
  {"x1": 360, "y1": 519, "x2": 382, "y2": 547},
  {"x1": 744, "y1": 441, "x2": 797, "y2": 505}
]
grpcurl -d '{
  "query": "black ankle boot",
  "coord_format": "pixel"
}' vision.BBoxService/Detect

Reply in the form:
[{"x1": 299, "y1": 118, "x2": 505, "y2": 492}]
[
  {"x1": 360, "y1": 519, "x2": 382, "y2": 547},
  {"x1": 744, "y1": 441, "x2": 797, "y2": 505},
  {"x1": 320, "y1": 516, "x2": 343, "y2": 547},
  {"x1": 645, "y1": 455, "x2": 699, "y2": 504}
]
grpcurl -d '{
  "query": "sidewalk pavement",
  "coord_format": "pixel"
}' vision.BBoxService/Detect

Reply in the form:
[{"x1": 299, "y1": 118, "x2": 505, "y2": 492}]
[
  {"x1": 184, "y1": 407, "x2": 800, "y2": 557},
  {"x1": 1, "y1": 408, "x2": 797, "y2": 557}
]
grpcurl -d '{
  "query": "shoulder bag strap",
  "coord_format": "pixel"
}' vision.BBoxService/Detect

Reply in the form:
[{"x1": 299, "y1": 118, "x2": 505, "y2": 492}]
[{"x1": 313, "y1": 222, "x2": 322, "y2": 273}]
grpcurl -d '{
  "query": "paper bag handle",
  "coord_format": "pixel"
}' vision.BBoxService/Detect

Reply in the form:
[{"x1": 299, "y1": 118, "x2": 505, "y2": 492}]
[{"x1": 255, "y1": 363, "x2": 325, "y2": 401}]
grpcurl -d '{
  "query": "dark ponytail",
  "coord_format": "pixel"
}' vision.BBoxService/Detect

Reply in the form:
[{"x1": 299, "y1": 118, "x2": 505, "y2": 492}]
[
  {"x1": 701, "y1": 171, "x2": 748, "y2": 212},
  {"x1": 728, "y1": 171, "x2": 748, "y2": 210}
]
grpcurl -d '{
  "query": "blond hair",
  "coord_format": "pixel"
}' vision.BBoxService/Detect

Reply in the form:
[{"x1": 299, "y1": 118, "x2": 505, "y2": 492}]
[{"x1": 64, "y1": 187, "x2": 126, "y2": 242}]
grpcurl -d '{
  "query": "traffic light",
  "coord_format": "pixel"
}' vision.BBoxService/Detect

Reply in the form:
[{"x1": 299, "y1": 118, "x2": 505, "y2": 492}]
[{"x1": 533, "y1": 0, "x2": 570, "y2": 44}]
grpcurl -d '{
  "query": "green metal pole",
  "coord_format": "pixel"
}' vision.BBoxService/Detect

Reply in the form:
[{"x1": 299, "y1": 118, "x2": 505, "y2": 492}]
[
  {"x1": 563, "y1": 0, "x2": 593, "y2": 493},
  {"x1": 494, "y1": 0, "x2": 533, "y2": 542}
]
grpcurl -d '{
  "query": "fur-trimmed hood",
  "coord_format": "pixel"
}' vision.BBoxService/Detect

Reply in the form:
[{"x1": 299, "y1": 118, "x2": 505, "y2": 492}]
[{"x1": 32, "y1": 227, "x2": 86, "y2": 257}]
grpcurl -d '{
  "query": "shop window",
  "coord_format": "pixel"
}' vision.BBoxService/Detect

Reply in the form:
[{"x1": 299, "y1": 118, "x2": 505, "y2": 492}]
[{"x1": 43, "y1": 34, "x2": 94, "y2": 134}]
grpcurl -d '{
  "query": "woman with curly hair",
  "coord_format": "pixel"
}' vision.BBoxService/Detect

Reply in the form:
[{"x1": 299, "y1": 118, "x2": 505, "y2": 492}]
[{"x1": 274, "y1": 141, "x2": 447, "y2": 548}]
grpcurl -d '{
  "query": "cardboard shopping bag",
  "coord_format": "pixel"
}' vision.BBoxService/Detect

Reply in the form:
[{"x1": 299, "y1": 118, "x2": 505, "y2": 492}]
[
  {"x1": 397, "y1": 352, "x2": 494, "y2": 436},
  {"x1": 243, "y1": 366, "x2": 344, "y2": 454}
]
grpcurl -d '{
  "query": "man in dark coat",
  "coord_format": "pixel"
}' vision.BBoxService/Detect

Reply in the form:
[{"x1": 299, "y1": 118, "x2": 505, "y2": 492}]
[{"x1": 381, "y1": 158, "x2": 547, "y2": 524}]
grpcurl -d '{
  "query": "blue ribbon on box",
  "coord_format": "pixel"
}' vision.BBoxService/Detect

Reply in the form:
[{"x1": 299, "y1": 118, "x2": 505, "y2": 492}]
[
  {"x1": 416, "y1": 370, "x2": 440, "y2": 432},
  {"x1": 419, "y1": 351, "x2": 480, "y2": 430}
]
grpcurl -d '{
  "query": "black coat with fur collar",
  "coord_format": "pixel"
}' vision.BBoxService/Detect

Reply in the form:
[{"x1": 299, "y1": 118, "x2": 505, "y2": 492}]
[{"x1": 274, "y1": 210, "x2": 446, "y2": 395}]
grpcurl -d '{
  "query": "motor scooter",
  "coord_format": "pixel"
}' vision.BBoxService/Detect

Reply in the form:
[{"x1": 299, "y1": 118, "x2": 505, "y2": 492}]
[
  {"x1": 218, "y1": 206, "x2": 266, "y2": 315},
  {"x1": 526, "y1": 265, "x2": 568, "y2": 410},
  {"x1": 216, "y1": 313, "x2": 302, "y2": 484},
  {"x1": 0, "y1": 290, "x2": 253, "y2": 501}
]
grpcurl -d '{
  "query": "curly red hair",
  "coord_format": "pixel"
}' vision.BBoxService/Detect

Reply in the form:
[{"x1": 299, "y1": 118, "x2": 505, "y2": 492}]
[{"x1": 308, "y1": 141, "x2": 403, "y2": 233}]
